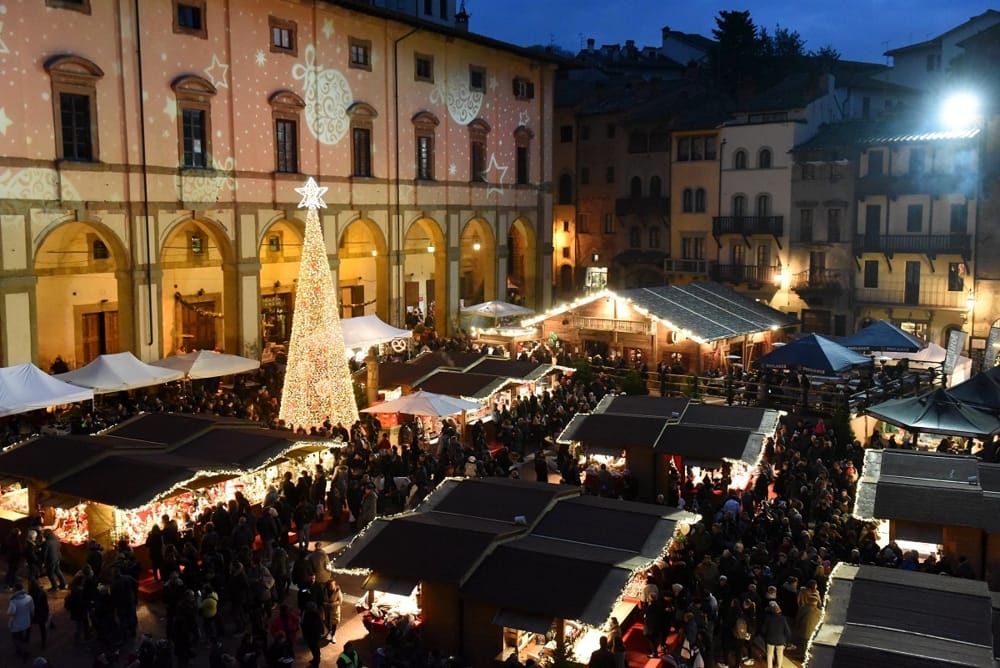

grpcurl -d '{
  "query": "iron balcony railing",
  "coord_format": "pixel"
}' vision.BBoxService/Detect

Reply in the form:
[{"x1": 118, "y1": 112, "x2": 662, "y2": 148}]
[
  {"x1": 712, "y1": 215, "x2": 784, "y2": 236},
  {"x1": 854, "y1": 233, "x2": 971, "y2": 256}
]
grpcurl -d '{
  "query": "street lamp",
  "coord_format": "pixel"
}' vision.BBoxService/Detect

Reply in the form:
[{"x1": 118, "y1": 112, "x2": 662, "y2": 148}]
[{"x1": 940, "y1": 92, "x2": 981, "y2": 130}]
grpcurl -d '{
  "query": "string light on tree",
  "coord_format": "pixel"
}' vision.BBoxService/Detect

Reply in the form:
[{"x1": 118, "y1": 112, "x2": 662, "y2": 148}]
[{"x1": 279, "y1": 177, "x2": 360, "y2": 431}]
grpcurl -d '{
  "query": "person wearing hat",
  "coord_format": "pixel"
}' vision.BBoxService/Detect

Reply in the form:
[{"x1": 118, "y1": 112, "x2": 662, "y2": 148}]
[
  {"x1": 761, "y1": 601, "x2": 792, "y2": 668},
  {"x1": 464, "y1": 456, "x2": 479, "y2": 478}
]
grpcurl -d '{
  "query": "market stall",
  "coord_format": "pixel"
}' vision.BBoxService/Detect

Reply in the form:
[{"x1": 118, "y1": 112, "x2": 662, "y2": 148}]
[{"x1": 556, "y1": 396, "x2": 780, "y2": 502}]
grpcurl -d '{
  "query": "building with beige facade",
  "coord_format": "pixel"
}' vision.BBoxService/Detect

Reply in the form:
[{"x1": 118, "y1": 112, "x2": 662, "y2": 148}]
[{"x1": 0, "y1": 0, "x2": 555, "y2": 370}]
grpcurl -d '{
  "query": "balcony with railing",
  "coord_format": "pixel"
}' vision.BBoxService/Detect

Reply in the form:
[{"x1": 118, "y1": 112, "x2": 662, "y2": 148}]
[
  {"x1": 854, "y1": 285, "x2": 968, "y2": 309},
  {"x1": 663, "y1": 258, "x2": 710, "y2": 275},
  {"x1": 856, "y1": 172, "x2": 975, "y2": 198},
  {"x1": 853, "y1": 233, "x2": 971, "y2": 257},
  {"x1": 571, "y1": 316, "x2": 655, "y2": 335},
  {"x1": 616, "y1": 197, "x2": 670, "y2": 217},
  {"x1": 712, "y1": 215, "x2": 784, "y2": 236},
  {"x1": 710, "y1": 264, "x2": 779, "y2": 285},
  {"x1": 792, "y1": 269, "x2": 846, "y2": 295}
]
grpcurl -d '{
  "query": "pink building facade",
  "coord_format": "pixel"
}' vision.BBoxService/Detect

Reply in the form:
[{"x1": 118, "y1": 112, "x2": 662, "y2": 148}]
[{"x1": 0, "y1": 0, "x2": 554, "y2": 368}]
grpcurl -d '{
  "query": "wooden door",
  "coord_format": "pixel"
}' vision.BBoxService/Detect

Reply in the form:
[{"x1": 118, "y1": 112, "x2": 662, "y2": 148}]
[{"x1": 182, "y1": 301, "x2": 216, "y2": 351}]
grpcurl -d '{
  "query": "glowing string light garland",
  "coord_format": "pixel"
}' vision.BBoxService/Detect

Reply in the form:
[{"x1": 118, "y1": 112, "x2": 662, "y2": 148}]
[{"x1": 279, "y1": 177, "x2": 361, "y2": 431}]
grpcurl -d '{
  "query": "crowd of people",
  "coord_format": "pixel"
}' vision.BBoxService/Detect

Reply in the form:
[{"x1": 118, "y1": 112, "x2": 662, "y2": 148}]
[{"x1": 0, "y1": 332, "x2": 985, "y2": 668}]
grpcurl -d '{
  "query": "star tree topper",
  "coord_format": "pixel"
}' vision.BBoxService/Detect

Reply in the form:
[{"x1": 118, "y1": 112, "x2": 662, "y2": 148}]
[{"x1": 295, "y1": 176, "x2": 328, "y2": 209}]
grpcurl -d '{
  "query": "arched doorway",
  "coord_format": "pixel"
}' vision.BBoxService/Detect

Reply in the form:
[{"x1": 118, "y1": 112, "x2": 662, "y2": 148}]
[
  {"x1": 338, "y1": 218, "x2": 389, "y2": 321},
  {"x1": 507, "y1": 218, "x2": 537, "y2": 307},
  {"x1": 34, "y1": 220, "x2": 129, "y2": 370},
  {"x1": 259, "y1": 219, "x2": 304, "y2": 346},
  {"x1": 402, "y1": 218, "x2": 446, "y2": 331},
  {"x1": 559, "y1": 264, "x2": 574, "y2": 295},
  {"x1": 161, "y1": 219, "x2": 232, "y2": 354},
  {"x1": 459, "y1": 218, "x2": 496, "y2": 305}
]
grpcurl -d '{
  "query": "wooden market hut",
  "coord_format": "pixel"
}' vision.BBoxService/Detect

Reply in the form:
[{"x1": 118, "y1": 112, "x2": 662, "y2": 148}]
[
  {"x1": 557, "y1": 395, "x2": 780, "y2": 502},
  {"x1": 523, "y1": 281, "x2": 796, "y2": 374},
  {"x1": 807, "y1": 564, "x2": 996, "y2": 667},
  {"x1": 333, "y1": 477, "x2": 697, "y2": 666},
  {"x1": 853, "y1": 448, "x2": 1000, "y2": 586}
]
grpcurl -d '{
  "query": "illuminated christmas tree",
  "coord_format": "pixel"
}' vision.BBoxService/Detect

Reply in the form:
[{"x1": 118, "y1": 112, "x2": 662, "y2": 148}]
[{"x1": 279, "y1": 177, "x2": 360, "y2": 431}]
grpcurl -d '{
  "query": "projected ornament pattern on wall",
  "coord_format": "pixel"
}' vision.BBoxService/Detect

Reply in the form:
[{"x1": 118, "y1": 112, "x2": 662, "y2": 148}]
[{"x1": 293, "y1": 44, "x2": 354, "y2": 145}]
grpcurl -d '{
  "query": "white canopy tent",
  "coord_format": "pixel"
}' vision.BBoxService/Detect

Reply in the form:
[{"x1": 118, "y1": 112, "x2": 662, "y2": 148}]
[
  {"x1": 460, "y1": 300, "x2": 534, "y2": 322},
  {"x1": 361, "y1": 390, "x2": 480, "y2": 417},
  {"x1": 55, "y1": 352, "x2": 184, "y2": 394},
  {"x1": 150, "y1": 350, "x2": 260, "y2": 380},
  {"x1": 0, "y1": 363, "x2": 94, "y2": 417},
  {"x1": 883, "y1": 342, "x2": 972, "y2": 386},
  {"x1": 342, "y1": 315, "x2": 412, "y2": 350}
]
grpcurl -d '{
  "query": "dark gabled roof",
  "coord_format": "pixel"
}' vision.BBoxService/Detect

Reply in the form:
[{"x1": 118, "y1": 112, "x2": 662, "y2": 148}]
[
  {"x1": 885, "y1": 10, "x2": 1000, "y2": 56},
  {"x1": 322, "y1": 0, "x2": 567, "y2": 65},
  {"x1": 654, "y1": 424, "x2": 762, "y2": 466},
  {"x1": 597, "y1": 395, "x2": 690, "y2": 418},
  {"x1": 462, "y1": 538, "x2": 635, "y2": 626},
  {"x1": 465, "y1": 358, "x2": 554, "y2": 382},
  {"x1": 618, "y1": 282, "x2": 796, "y2": 343},
  {"x1": 334, "y1": 512, "x2": 520, "y2": 585},
  {"x1": 531, "y1": 496, "x2": 686, "y2": 558},
  {"x1": 0, "y1": 436, "x2": 110, "y2": 484},
  {"x1": 427, "y1": 477, "x2": 573, "y2": 525},
  {"x1": 104, "y1": 412, "x2": 236, "y2": 446},
  {"x1": 556, "y1": 413, "x2": 668, "y2": 448},
  {"x1": 164, "y1": 428, "x2": 295, "y2": 471},
  {"x1": 854, "y1": 449, "x2": 991, "y2": 530},
  {"x1": 45, "y1": 454, "x2": 200, "y2": 509},
  {"x1": 407, "y1": 350, "x2": 486, "y2": 373},
  {"x1": 737, "y1": 72, "x2": 826, "y2": 113},
  {"x1": 414, "y1": 370, "x2": 511, "y2": 399},
  {"x1": 809, "y1": 564, "x2": 995, "y2": 668},
  {"x1": 679, "y1": 403, "x2": 773, "y2": 430},
  {"x1": 795, "y1": 118, "x2": 980, "y2": 152}
]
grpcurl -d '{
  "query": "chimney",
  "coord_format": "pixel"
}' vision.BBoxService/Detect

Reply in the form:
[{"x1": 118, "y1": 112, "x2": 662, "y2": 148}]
[
  {"x1": 662, "y1": 26, "x2": 671, "y2": 44},
  {"x1": 587, "y1": 37, "x2": 595, "y2": 52},
  {"x1": 626, "y1": 39, "x2": 635, "y2": 51}
]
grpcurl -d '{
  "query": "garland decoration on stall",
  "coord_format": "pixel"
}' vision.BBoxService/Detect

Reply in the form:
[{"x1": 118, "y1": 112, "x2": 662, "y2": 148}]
[{"x1": 174, "y1": 292, "x2": 225, "y2": 319}]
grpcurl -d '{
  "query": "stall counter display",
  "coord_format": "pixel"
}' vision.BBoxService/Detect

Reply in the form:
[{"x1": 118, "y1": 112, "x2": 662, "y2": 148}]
[
  {"x1": 582, "y1": 453, "x2": 630, "y2": 497},
  {"x1": 0, "y1": 484, "x2": 29, "y2": 521},
  {"x1": 46, "y1": 447, "x2": 339, "y2": 547},
  {"x1": 357, "y1": 588, "x2": 422, "y2": 640}
]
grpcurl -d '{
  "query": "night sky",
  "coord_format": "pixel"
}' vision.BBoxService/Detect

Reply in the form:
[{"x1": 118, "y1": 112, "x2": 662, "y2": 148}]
[{"x1": 468, "y1": 0, "x2": 996, "y2": 64}]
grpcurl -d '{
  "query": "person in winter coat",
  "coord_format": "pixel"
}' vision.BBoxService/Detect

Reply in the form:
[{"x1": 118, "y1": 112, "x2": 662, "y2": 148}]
[
  {"x1": 356, "y1": 484, "x2": 378, "y2": 530},
  {"x1": 760, "y1": 602, "x2": 793, "y2": 668},
  {"x1": 8, "y1": 582, "x2": 35, "y2": 660},
  {"x1": 326, "y1": 578, "x2": 344, "y2": 642},
  {"x1": 27, "y1": 579, "x2": 49, "y2": 649},
  {"x1": 42, "y1": 529, "x2": 66, "y2": 591},
  {"x1": 300, "y1": 601, "x2": 324, "y2": 667}
]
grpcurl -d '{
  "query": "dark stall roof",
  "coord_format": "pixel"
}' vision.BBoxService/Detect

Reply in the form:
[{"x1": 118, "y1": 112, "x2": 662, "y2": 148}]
[
  {"x1": 808, "y1": 564, "x2": 995, "y2": 668},
  {"x1": 618, "y1": 282, "x2": 796, "y2": 343},
  {"x1": 531, "y1": 496, "x2": 688, "y2": 558},
  {"x1": 0, "y1": 436, "x2": 111, "y2": 483},
  {"x1": 679, "y1": 404, "x2": 775, "y2": 431},
  {"x1": 557, "y1": 413, "x2": 668, "y2": 448},
  {"x1": 462, "y1": 538, "x2": 637, "y2": 626},
  {"x1": 166, "y1": 428, "x2": 296, "y2": 470},
  {"x1": 408, "y1": 350, "x2": 486, "y2": 373},
  {"x1": 334, "y1": 512, "x2": 520, "y2": 585},
  {"x1": 415, "y1": 371, "x2": 512, "y2": 399},
  {"x1": 376, "y1": 361, "x2": 438, "y2": 389},
  {"x1": 596, "y1": 395, "x2": 690, "y2": 418},
  {"x1": 104, "y1": 412, "x2": 238, "y2": 446},
  {"x1": 427, "y1": 477, "x2": 574, "y2": 525},
  {"x1": 45, "y1": 454, "x2": 199, "y2": 509},
  {"x1": 465, "y1": 358, "x2": 555, "y2": 382},
  {"x1": 655, "y1": 424, "x2": 763, "y2": 467},
  {"x1": 854, "y1": 449, "x2": 989, "y2": 530}
]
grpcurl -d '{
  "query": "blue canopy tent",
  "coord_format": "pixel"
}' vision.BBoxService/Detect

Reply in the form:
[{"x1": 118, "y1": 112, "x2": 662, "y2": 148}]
[
  {"x1": 866, "y1": 388, "x2": 1000, "y2": 439},
  {"x1": 839, "y1": 320, "x2": 925, "y2": 353},
  {"x1": 754, "y1": 334, "x2": 873, "y2": 375},
  {"x1": 948, "y1": 369, "x2": 1000, "y2": 412}
]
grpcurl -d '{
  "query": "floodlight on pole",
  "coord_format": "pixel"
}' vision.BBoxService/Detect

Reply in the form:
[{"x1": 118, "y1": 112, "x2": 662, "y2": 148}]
[{"x1": 940, "y1": 92, "x2": 981, "y2": 130}]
